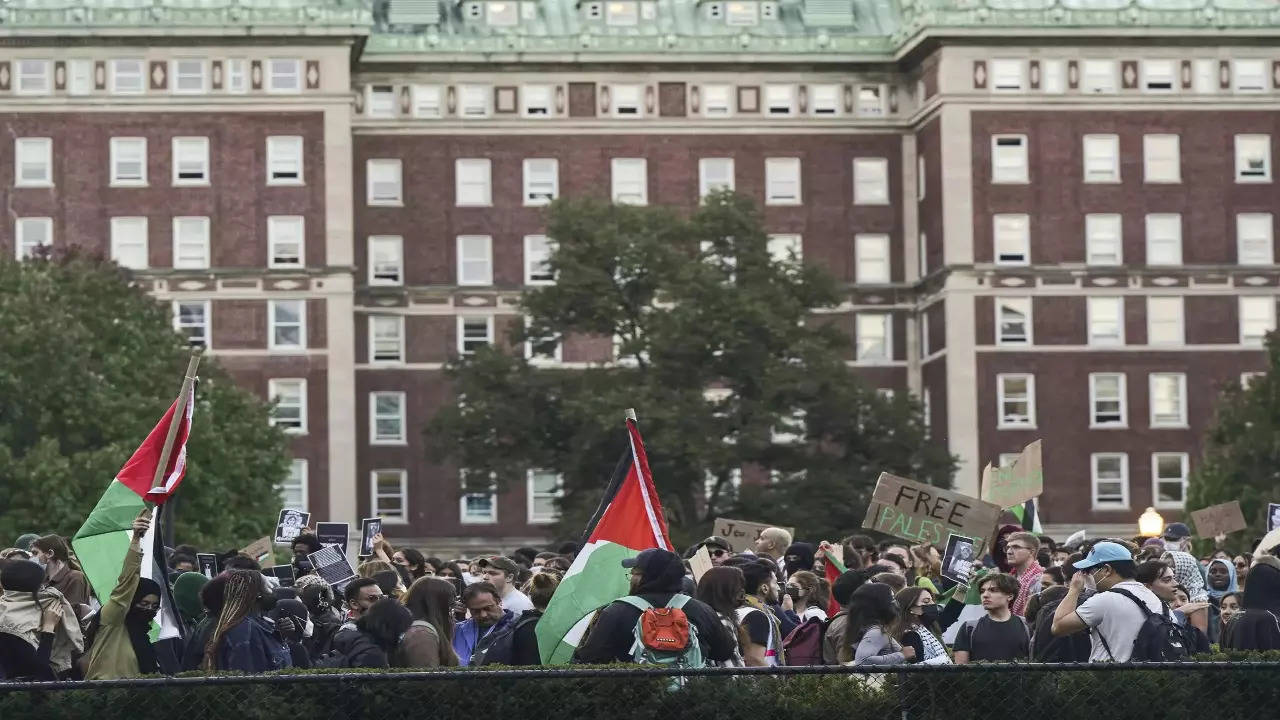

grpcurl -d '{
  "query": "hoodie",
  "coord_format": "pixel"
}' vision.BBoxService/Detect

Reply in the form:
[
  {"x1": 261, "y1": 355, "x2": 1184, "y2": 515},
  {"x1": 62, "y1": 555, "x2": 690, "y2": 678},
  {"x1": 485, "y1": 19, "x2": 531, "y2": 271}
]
[{"x1": 1222, "y1": 556, "x2": 1280, "y2": 651}]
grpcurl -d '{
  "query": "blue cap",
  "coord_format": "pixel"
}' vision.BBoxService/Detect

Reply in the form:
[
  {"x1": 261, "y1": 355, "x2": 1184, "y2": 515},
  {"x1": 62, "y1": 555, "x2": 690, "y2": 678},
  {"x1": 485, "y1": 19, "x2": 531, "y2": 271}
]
[{"x1": 1072, "y1": 541, "x2": 1133, "y2": 571}]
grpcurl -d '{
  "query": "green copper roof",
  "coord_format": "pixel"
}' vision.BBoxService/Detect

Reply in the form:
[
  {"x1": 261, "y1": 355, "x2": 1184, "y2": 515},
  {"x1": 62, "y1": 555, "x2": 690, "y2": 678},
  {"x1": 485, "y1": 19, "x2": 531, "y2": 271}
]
[{"x1": 0, "y1": 0, "x2": 370, "y2": 32}]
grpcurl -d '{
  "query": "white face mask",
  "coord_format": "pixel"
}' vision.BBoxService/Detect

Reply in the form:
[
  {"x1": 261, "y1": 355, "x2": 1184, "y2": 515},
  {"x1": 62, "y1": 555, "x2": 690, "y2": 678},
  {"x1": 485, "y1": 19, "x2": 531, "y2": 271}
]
[{"x1": 303, "y1": 617, "x2": 314, "y2": 638}]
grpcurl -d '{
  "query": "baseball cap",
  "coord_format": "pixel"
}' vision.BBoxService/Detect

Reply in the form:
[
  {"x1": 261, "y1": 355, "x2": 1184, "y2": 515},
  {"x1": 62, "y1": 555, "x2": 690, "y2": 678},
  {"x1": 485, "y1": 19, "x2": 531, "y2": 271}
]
[
  {"x1": 1072, "y1": 541, "x2": 1133, "y2": 571},
  {"x1": 1162, "y1": 522, "x2": 1192, "y2": 541},
  {"x1": 476, "y1": 555, "x2": 520, "y2": 575},
  {"x1": 699, "y1": 536, "x2": 732, "y2": 553}
]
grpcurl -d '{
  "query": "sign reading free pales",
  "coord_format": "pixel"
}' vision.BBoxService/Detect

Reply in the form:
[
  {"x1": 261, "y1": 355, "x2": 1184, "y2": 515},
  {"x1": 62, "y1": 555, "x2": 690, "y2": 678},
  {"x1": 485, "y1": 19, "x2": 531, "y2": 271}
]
[{"x1": 862, "y1": 472, "x2": 1003, "y2": 554}]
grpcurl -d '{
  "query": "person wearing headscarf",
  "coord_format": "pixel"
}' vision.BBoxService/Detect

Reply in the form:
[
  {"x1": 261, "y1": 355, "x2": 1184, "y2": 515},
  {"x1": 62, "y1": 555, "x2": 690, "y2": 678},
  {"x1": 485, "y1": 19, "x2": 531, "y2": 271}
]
[
  {"x1": 180, "y1": 573, "x2": 228, "y2": 671},
  {"x1": 0, "y1": 559, "x2": 85, "y2": 679},
  {"x1": 85, "y1": 510, "x2": 162, "y2": 680},
  {"x1": 783, "y1": 542, "x2": 816, "y2": 576},
  {"x1": 1164, "y1": 550, "x2": 1210, "y2": 636},
  {"x1": 201, "y1": 569, "x2": 292, "y2": 672},
  {"x1": 1222, "y1": 555, "x2": 1280, "y2": 651},
  {"x1": 172, "y1": 572, "x2": 209, "y2": 635},
  {"x1": 1204, "y1": 557, "x2": 1239, "y2": 644}
]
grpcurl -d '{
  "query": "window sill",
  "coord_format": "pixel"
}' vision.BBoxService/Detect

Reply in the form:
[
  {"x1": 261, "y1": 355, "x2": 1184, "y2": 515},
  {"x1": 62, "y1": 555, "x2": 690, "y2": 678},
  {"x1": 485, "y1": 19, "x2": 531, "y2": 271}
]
[
  {"x1": 109, "y1": 181, "x2": 148, "y2": 188},
  {"x1": 1091, "y1": 504, "x2": 1132, "y2": 512},
  {"x1": 456, "y1": 202, "x2": 493, "y2": 209},
  {"x1": 527, "y1": 518, "x2": 557, "y2": 525},
  {"x1": 280, "y1": 429, "x2": 309, "y2": 437},
  {"x1": 766, "y1": 200, "x2": 803, "y2": 207},
  {"x1": 990, "y1": 179, "x2": 1030, "y2": 186},
  {"x1": 267, "y1": 179, "x2": 306, "y2": 187},
  {"x1": 853, "y1": 199, "x2": 891, "y2": 206},
  {"x1": 368, "y1": 280, "x2": 405, "y2": 288},
  {"x1": 367, "y1": 200, "x2": 404, "y2": 208},
  {"x1": 459, "y1": 518, "x2": 498, "y2": 525},
  {"x1": 1150, "y1": 423, "x2": 1190, "y2": 430},
  {"x1": 1082, "y1": 180, "x2": 1123, "y2": 185},
  {"x1": 1143, "y1": 179, "x2": 1182, "y2": 185},
  {"x1": 268, "y1": 346, "x2": 308, "y2": 354},
  {"x1": 269, "y1": 264, "x2": 306, "y2": 271},
  {"x1": 1089, "y1": 423, "x2": 1129, "y2": 430},
  {"x1": 15, "y1": 182, "x2": 54, "y2": 189},
  {"x1": 997, "y1": 423, "x2": 1038, "y2": 430},
  {"x1": 996, "y1": 340, "x2": 1031, "y2": 347},
  {"x1": 379, "y1": 517, "x2": 409, "y2": 525},
  {"x1": 370, "y1": 440, "x2": 409, "y2": 447},
  {"x1": 1235, "y1": 177, "x2": 1273, "y2": 184},
  {"x1": 457, "y1": 282, "x2": 494, "y2": 288}
]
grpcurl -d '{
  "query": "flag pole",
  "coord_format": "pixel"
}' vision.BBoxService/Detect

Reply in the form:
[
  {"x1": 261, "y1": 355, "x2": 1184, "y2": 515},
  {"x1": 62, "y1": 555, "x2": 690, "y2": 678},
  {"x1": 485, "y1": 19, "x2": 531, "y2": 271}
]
[
  {"x1": 625, "y1": 408, "x2": 637, "y2": 422},
  {"x1": 149, "y1": 348, "x2": 203, "y2": 496}
]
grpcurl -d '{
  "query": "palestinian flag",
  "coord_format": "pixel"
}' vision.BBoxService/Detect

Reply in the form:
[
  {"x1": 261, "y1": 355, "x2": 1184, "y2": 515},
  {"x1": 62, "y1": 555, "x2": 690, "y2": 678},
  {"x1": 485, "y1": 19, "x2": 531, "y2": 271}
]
[
  {"x1": 1009, "y1": 498, "x2": 1043, "y2": 534},
  {"x1": 536, "y1": 415, "x2": 671, "y2": 663},
  {"x1": 821, "y1": 549, "x2": 846, "y2": 617},
  {"x1": 72, "y1": 384, "x2": 195, "y2": 641}
]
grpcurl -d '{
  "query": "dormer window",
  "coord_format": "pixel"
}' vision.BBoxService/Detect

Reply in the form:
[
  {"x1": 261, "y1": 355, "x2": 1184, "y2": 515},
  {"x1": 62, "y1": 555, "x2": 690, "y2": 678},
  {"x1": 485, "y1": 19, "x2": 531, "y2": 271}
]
[
  {"x1": 523, "y1": 84, "x2": 553, "y2": 116},
  {"x1": 765, "y1": 84, "x2": 795, "y2": 115},
  {"x1": 487, "y1": 1, "x2": 519, "y2": 25},
  {"x1": 613, "y1": 84, "x2": 643, "y2": 116},
  {"x1": 857, "y1": 85, "x2": 883, "y2": 116},
  {"x1": 606, "y1": 1, "x2": 638, "y2": 24},
  {"x1": 726, "y1": 1, "x2": 759, "y2": 25}
]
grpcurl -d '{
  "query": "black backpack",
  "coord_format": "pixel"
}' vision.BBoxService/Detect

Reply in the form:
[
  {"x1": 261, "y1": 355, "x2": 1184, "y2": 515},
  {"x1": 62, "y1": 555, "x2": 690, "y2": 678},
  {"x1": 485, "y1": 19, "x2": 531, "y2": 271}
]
[{"x1": 1098, "y1": 588, "x2": 1190, "y2": 662}]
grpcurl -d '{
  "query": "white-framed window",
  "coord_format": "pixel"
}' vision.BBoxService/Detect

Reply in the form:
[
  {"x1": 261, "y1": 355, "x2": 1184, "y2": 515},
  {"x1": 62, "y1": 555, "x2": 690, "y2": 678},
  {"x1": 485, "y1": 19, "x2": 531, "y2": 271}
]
[
  {"x1": 1193, "y1": 59, "x2": 1217, "y2": 93},
  {"x1": 370, "y1": 391, "x2": 406, "y2": 444},
  {"x1": 990, "y1": 59, "x2": 1025, "y2": 91},
  {"x1": 1149, "y1": 373, "x2": 1187, "y2": 427},
  {"x1": 68, "y1": 59, "x2": 93, "y2": 95},
  {"x1": 267, "y1": 136, "x2": 304, "y2": 185},
  {"x1": 1235, "y1": 134, "x2": 1271, "y2": 182},
  {"x1": 1152, "y1": 452, "x2": 1189, "y2": 510},
  {"x1": 372, "y1": 470, "x2": 408, "y2": 523},
  {"x1": 702, "y1": 84, "x2": 733, "y2": 117},
  {"x1": 767, "y1": 234, "x2": 802, "y2": 265},
  {"x1": 522, "y1": 84, "x2": 553, "y2": 116},
  {"x1": 1085, "y1": 213, "x2": 1123, "y2": 265},
  {"x1": 1042, "y1": 59, "x2": 1065, "y2": 94},
  {"x1": 14, "y1": 218, "x2": 51, "y2": 259},
  {"x1": 699, "y1": 157, "x2": 734, "y2": 199},
  {"x1": 855, "y1": 234, "x2": 890, "y2": 284},
  {"x1": 810, "y1": 84, "x2": 840, "y2": 115},
  {"x1": 524, "y1": 235, "x2": 554, "y2": 285},
  {"x1": 993, "y1": 214, "x2": 1030, "y2": 265},
  {"x1": 267, "y1": 59, "x2": 302, "y2": 93},
  {"x1": 15, "y1": 59, "x2": 50, "y2": 95},
  {"x1": 412, "y1": 85, "x2": 442, "y2": 118},
  {"x1": 1241, "y1": 371, "x2": 1265, "y2": 389},
  {"x1": 172, "y1": 216, "x2": 210, "y2": 269},
  {"x1": 268, "y1": 379, "x2": 307, "y2": 433},
  {"x1": 524, "y1": 316, "x2": 562, "y2": 363},
  {"x1": 1142, "y1": 60, "x2": 1177, "y2": 92},
  {"x1": 368, "y1": 236, "x2": 403, "y2": 286},
  {"x1": 457, "y1": 315, "x2": 494, "y2": 355},
  {"x1": 853, "y1": 157, "x2": 889, "y2": 205},
  {"x1": 366, "y1": 85, "x2": 396, "y2": 118},
  {"x1": 856, "y1": 85, "x2": 883, "y2": 116},
  {"x1": 109, "y1": 59, "x2": 145, "y2": 94},
  {"x1": 172, "y1": 137, "x2": 209, "y2": 185},
  {"x1": 612, "y1": 84, "x2": 643, "y2": 116},
  {"x1": 991, "y1": 135, "x2": 1028, "y2": 183},
  {"x1": 1090, "y1": 373, "x2": 1127, "y2": 428},
  {"x1": 725, "y1": 0, "x2": 758, "y2": 24},
  {"x1": 765, "y1": 157, "x2": 801, "y2": 205},
  {"x1": 15, "y1": 138, "x2": 52, "y2": 187},
  {"x1": 523, "y1": 158, "x2": 558, "y2": 206},
  {"x1": 1240, "y1": 296, "x2": 1276, "y2": 346},
  {"x1": 1233, "y1": 59, "x2": 1267, "y2": 93},
  {"x1": 171, "y1": 59, "x2": 207, "y2": 94},
  {"x1": 854, "y1": 313, "x2": 891, "y2": 363},
  {"x1": 1143, "y1": 134, "x2": 1180, "y2": 183},
  {"x1": 457, "y1": 235, "x2": 493, "y2": 286},
  {"x1": 1088, "y1": 296, "x2": 1124, "y2": 346},
  {"x1": 1083, "y1": 134, "x2": 1120, "y2": 182},
  {"x1": 1237, "y1": 213, "x2": 1274, "y2": 265},
  {"x1": 267, "y1": 216, "x2": 305, "y2": 269},
  {"x1": 1147, "y1": 296, "x2": 1184, "y2": 346},
  {"x1": 109, "y1": 137, "x2": 147, "y2": 186},
  {"x1": 367, "y1": 159, "x2": 403, "y2": 205},
  {"x1": 997, "y1": 373, "x2": 1036, "y2": 428},
  {"x1": 281, "y1": 459, "x2": 308, "y2": 511},
  {"x1": 173, "y1": 300, "x2": 210, "y2": 349},
  {"x1": 764, "y1": 84, "x2": 795, "y2": 115},
  {"x1": 1145, "y1": 214, "x2": 1182, "y2": 265},
  {"x1": 771, "y1": 408, "x2": 807, "y2": 445},
  {"x1": 269, "y1": 299, "x2": 307, "y2": 350},
  {"x1": 527, "y1": 470, "x2": 563, "y2": 524},
  {"x1": 456, "y1": 158, "x2": 492, "y2": 207},
  {"x1": 225, "y1": 58, "x2": 247, "y2": 94},
  {"x1": 459, "y1": 471, "x2": 496, "y2": 524},
  {"x1": 996, "y1": 297, "x2": 1031, "y2": 345},
  {"x1": 369, "y1": 314, "x2": 404, "y2": 363},
  {"x1": 1081, "y1": 59, "x2": 1117, "y2": 94},
  {"x1": 110, "y1": 217, "x2": 148, "y2": 270},
  {"x1": 611, "y1": 158, "x2": 647, "y2": 205},
  {"x1": 1091, "y1": 453, "x2": 1129, "y2": 510},
  {"x1": 605, "y1": 0, "x2": 639, "y2": 24},
  {"x1": 458, "y1": 84, "x2": 491, "y2": 117}
]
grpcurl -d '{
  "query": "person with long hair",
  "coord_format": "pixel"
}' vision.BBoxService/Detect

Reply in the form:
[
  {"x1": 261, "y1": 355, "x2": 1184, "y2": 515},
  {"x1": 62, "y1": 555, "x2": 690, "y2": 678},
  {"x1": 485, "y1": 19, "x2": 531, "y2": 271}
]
[
  {"x1": 399, "y1": 576, "x2": 460, "y2": 667},
  {"x1": 86, "y1": 510, "x2": 163, "y2": 680},
  {"x1": 201, "y1": 569, "x2": 292, "y2": 672},
  {"x1": 30, "y1": 535, "x2": 89, "y2": 608},
  {"x1": 909, "y1": 544, "x2": 943, "y2": 589},
  {"x1": 844, "y1": 582, "x2": 912, "y2": 665},
  {"x1": 393, "y1": 547, "x2": 432, "y2": 581},
  {"x1": 892, "y1": 587, "x2": 950, "y2": 664},
  {"x1": 786, "y1": 570, "x2": 830, "y2": 622},
  {"x1": 696, "y1": 565, "x2": 748, "y2": 667},
  {"x1": 509, "y1": 571, "x2": 560, "y2": 665}
]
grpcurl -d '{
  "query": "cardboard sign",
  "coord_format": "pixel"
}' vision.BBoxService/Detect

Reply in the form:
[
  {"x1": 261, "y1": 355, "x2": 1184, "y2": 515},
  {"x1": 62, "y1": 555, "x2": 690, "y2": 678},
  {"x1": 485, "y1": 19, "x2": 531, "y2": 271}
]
[
  {"x1": 1191, "y1": 501, "x2": 1248, "y2": 538},
  {"x1": 196, "y1": 553, "x2": 218, "y2": 579},
  {"x1": 712, "y1": 518, "x2": 795, "y2": 554},
  {"x1": 316, "y1": 522, "x2": 350, "y2": 556},
  {"x1": 240, "y1": 536, "x2": 274, "y2": 567},
  {"x1": 307, "y1": 545, "x2": 356, "y2": 589},
  {"x1": 981, "y1": 440, "x2": 1044, "y2": 509},
  {"x1": 359, "y1": 517, "x2": 382, "y2": 558},
  {"x1": 274, "y1": 509, "x2": 311, "y2": 546},
  {"x1": 689, "y1": 545, "x2": 714, "y2": 583},
  {"x1": 862, "y1": 472, "x2": 1003, "y2": 551}
]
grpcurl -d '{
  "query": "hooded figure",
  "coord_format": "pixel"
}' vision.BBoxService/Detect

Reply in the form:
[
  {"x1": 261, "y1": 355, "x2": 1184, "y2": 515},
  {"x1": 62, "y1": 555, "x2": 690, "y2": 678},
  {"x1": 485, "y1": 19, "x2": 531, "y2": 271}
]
[
  {"x1": 0, "y1": 560, "x2": 84, "y2": 677},
  {"x1": 85, "y1": 523, "x2": 162, "y2": 680},
  {"x1": 269, "y1": 598, "x2": 312, "y2": 669},
  {"x1": 784, "y1": 543, "x2": 816, "y2": 576},
  {"x1": 1222, "y1": 556, "x2": 1280, "y2": 651},
  {"x1": 1165, "y1": 551, "x2": 1208, "y2": 603},
  {"x1": 172, "y1": 572, "x2": 209, "y2": 632}
]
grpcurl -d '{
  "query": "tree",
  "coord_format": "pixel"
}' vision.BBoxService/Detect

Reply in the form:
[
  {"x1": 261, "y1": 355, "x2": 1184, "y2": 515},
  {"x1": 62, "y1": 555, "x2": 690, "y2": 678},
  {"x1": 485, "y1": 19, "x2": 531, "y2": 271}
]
[
  {"x1": 0, "y1": 251, "x2": 292, "y2": 549},
  {"x1": 1187, "y1": 333, "x2": 1280, "y2": 552},
  {"x1": 428, "y1": 193, "x2": 956, "y2": 546}
]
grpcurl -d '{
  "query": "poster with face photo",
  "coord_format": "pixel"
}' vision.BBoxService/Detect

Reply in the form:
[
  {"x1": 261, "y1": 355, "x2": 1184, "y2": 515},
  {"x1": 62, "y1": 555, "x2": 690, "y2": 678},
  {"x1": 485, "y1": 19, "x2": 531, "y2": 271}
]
[
  {"x1": 941, "y1": 533, "x2": 977, "y2": 584},
  {"x1": 358, "y1": 517, "x2": 382, "y2": 558},
  {"x1": 197, "y1": 553, "x2": 218, "y2": 579},
  {"x1": 1269, "y1": 503, "x2": 1280, "y2": 532},
  {"x1": 274, "y1": 509, "x2": 310, "y2": 546}
]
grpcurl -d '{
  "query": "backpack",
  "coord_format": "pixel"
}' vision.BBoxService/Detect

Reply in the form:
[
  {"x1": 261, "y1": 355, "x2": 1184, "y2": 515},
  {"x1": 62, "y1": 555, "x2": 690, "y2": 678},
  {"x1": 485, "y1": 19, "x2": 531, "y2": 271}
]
[
  {"x1": 1098, "y1": 588, "x2": 1189, "y2": 662},
  {"x1": 618, "y1": 594, "x2": 704, "y2": 669},
  {"x1": 474, "y1": 617, "x2": 524, "y2": 666},
  {"x1": 782, "y1": 617, "x2": 827, "y2": 665}
]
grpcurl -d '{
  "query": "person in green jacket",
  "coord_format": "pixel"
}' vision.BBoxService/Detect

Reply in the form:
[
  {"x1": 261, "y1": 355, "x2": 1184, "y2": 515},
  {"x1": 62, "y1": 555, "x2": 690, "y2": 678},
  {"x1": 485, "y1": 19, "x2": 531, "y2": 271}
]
[{"x1": 85, "y1": 509, "x2": 163, "y2": 680}]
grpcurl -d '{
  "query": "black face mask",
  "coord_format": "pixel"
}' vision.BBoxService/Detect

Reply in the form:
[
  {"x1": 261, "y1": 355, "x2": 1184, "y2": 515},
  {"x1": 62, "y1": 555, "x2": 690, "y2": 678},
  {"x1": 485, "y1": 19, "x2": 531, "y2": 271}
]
[
  {"x1": 918, "y1": 604, "x2": 941, "y2": 625},
  {"x1": 785, "y1": 587, "x2": 802, "y2": 603},
  {"x1": 126, "y1": 605, "x2": 159, "y2": 626}
]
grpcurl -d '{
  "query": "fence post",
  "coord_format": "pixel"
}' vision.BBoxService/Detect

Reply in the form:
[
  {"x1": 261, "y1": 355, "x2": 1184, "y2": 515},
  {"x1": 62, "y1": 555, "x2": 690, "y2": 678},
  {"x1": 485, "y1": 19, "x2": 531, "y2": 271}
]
[{"x1": 897, "y1": 669, "x2": 909, "y2": 720}]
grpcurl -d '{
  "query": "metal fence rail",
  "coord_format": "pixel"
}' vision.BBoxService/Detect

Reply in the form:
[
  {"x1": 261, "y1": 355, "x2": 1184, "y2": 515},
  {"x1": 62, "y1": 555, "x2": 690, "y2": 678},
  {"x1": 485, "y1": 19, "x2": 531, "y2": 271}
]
[{"x1": 2, "y1": 663, "x2": 1278, "y2": 720}]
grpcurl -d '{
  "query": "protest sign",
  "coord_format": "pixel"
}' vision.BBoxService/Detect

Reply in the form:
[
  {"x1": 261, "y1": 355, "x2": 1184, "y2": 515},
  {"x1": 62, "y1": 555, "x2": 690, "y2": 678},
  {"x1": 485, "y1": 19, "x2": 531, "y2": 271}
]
[
  {"x1": 1268, "y1": 503, "x2": 1280, "y2": 533},
  {"x1": 307, "y1": 545, "x2": 356, "y2": 589},
  {"x1": 1191, "y1": 501, "x2": 1248, "y2": 538},
  {"x1": 359, "y1": 517, "x2": 382, "y2": 558},
  {"x1": 981, "y1": 440, "x2": 1043, "y2": 508},
  {"x1": 940, "y1": 534, "x2": 977, "y2": 584},
  {"x1": 862, "y1": 472, "x2": 1003, "y2": 552},
  {"x1": 316, "y1": 522, "x2": 350, "y2": 555},
  {"x1": 274, "y1": 509, "x2": 310, "y2": 546},
  {"x1": 267, "y1": 564, "x2": 295, "y2": 587},
  {"x1": 196, "y1": 553, "x2": 218, "y2": 579},
  {"x1": 241, "y1": 536, "x2": 274, "y2": 567},
  {"x1": 689, "y1": 545, "x2": 714, "y2": 583},
  {"x1": 712, "y1": 518, "x2": 794, "y2": 553}
]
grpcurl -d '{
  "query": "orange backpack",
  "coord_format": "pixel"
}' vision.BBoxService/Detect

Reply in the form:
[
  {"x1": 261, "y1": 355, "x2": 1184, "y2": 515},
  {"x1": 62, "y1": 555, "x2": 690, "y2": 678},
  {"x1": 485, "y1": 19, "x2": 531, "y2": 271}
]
[{"x1": 618, "y1": 594, "x2": 703, "y2": 667}]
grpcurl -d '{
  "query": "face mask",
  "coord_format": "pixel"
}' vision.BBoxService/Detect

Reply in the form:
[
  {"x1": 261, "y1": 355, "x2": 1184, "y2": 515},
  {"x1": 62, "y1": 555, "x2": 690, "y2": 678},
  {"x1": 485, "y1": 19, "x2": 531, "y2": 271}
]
[
  {"x1": 919, "y1": 604, "x2": 941, "y2": 624},
  {"x1": 785, "y1": 587, "x2": 802, "y2": 603},
  {"x1": 1164, "y1": 541, "x2": 1182, "y2": 552}
]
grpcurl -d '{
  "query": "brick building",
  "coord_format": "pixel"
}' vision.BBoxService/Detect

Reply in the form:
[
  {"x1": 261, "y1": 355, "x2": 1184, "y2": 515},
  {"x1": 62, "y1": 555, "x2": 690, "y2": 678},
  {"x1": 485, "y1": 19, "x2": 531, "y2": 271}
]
[{"x1": 6, "y1": 0, "x2": 1279, "y2": 548}]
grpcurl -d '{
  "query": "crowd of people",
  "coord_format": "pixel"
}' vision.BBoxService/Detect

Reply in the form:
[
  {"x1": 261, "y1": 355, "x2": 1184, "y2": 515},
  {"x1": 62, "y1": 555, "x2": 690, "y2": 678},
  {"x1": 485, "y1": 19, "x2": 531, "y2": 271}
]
[{"x1": 0, "y1": 511, "x2": 1277, "y2": 681}]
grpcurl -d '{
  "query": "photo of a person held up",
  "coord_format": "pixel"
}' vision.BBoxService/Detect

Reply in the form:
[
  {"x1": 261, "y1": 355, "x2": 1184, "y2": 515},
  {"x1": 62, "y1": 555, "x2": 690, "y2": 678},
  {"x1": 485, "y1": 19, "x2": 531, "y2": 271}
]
[{"x1": 942, "y1": 534, "x2": 977, "y2": 584}]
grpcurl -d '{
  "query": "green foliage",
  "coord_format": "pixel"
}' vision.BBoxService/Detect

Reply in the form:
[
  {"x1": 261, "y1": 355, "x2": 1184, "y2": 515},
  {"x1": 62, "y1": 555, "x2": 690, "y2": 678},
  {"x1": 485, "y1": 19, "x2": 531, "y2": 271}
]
[
  {"x1": 428, "y1": 193, "x2": 956, "y2": 546},
  {"x1": 1187, "y1": 333, "x2": 1280, "y2": 551},
  {"x1": 0, "y1": 251, "x2": 291, "y2": 549}
]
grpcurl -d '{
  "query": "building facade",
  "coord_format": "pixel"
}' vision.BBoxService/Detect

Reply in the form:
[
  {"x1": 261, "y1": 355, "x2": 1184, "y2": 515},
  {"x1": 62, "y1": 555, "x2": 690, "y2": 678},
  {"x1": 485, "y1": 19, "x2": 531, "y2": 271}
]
[{"x1": 6, "y1": 0, "x2": 1280, "y2": 548}]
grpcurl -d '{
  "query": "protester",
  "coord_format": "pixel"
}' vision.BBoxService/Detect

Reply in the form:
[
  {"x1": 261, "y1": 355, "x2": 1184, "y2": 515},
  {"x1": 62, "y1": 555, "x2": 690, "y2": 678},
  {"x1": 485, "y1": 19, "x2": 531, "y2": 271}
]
[
  {"x1": 85, "y1": 510, "x2": 161, "y2": 680},
  {"x1": 400, "y1": 576, "x2": 460, "y2": 667},
  {"x1": 269, "y1": 599, "x2": 312, "y2": 669},
  {"x1": 1005, "y1": 532, "x2": 1044, "y2": 617},
  {"x1": 689, "y1": 537, "x2": 733, "y2": 568},
  {"x1": 172, "y1": 571, "x2": 210, "y2": 635},
  {"x1": 754, "y1": 528, "x2": 793, "y2": 576},
  {"x1": 845, "y1": 582, "x2": 912, "y2": 665},
  {"x1": 476, "y1": 556, "x2": 535, "y2": 619},
  {"x1": 786, "y1": 570, "x2": 829, "y2": 622},
  {"x1": 1222, "y1": 555, "x2": 1280, "y2": 650},
  {"x1": 954, "y1": 573, "x2": 1029, "y2": 663},
  {"x1": 0, "y1": 559, "x2": 84, "y2": 680},
  {"x1": 1040, "y1": 566, "x2": 1066, "y2": 591},
  {"x1": 509, "y1": 571, "x2": 559, "y2": 665},
  {"x1": 723, "y1": 556, "x2": 787, "y2": 665},
  {"x1": 13, "y1": 535, "x2": 40, "y2": 554},
  {"x1": 298, "y1": 581, "x2": 343, "y2": 659},
  {"x1": 1218, "y1": 591, "x2": 1243, "y2": 638},
  {"x1": 1162, "y1": 523, "x2": 1193, "y2": 553},
  {"x1": 893, "y1": 587, "x2": 950, "y2": 664},
  {"x1": 318, "y1": 597, "x2": 409, "y2": 669},
  {"x1": 393, "y1": 548, "x2": 432, "y2": 581},
  {"x1": 872, "y1": 572, "x2": 907, "y2": 593},
  {"x1": 696, "y1": 566, "x2": 748, "y2": 667},
  {"x1": 1234, "y1": 554, "x2": 1252, "y2": 591},
  {"x1": 343, "y1": 577, "x2": 384, "y2": 622},
  {"x1": 842, "y1": 535, "x2": 877, "y2": 570},
  {"x1": 452, "y1": 581, "x2": 514, "y2": 666},
  {"x1": 822, "y1": 570, "x2": 861, "y2": 664},
  {"x1": 1052, "y1": 541, "x2": 1165, "y2": 662},
  {"x1": 783, "y1": 542, "x2": 816, "y2": 576},
  {"x1": 1164, "y1": 549, "x2": 1210, "y2": 635},
  {"x1": 29, "y1": 535, "x2": 90, "y2": 609},
  {"x1": 291, "y1": 533, "x2": 323, "y2": 579},
  {"x1": 909, "y1": 544, "x2": 943, "y2": 591},
  {"x1": 200, "y1": 570, "x2": 292, "y2": 672},
  {"x1": 1205, "y1": 558, "x2": 1239, "y2": 644}
]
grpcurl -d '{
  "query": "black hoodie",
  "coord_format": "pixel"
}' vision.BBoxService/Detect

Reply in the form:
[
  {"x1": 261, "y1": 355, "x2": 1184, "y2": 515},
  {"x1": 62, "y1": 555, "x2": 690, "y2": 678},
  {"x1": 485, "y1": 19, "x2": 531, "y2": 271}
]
[{"x1": 1223, "y1": 557, "x2": 1280, "y2": 651}]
